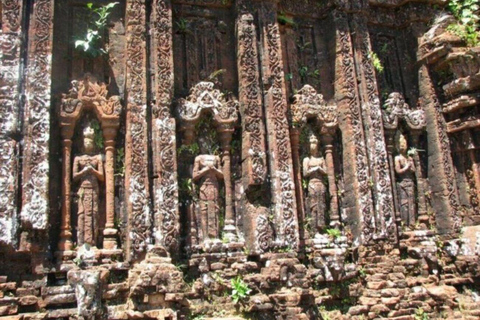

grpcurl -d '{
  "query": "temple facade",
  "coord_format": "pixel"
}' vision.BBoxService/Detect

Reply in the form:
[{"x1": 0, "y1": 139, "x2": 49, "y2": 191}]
[{"x1": 0, "y1": 0, "x2": 480, "y2": 319}]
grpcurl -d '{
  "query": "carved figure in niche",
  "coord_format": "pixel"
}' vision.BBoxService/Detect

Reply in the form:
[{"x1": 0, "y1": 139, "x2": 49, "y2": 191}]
[
  {"x1": 73, "y1": 124, "x2": 104, "y2": 246},
  {"x1": 192, "y1": 139, "x2": 224, "y2": 242},
  {"x1": 303, "y1": 134, "x2": 328, "y2": 233},
  {"x1": 394, "y1": 133, "x2": 416, "y2": 227}
]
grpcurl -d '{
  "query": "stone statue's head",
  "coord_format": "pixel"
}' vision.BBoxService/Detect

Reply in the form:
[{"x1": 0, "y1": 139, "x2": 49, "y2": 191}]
[
  {"x1": 397, "y1": 132, "x2": 408, "y2": 154},
  {"x1": 83, "y1": 124, "x2": 96, "y2": 154},
  {"x1": 309, "y1": 133, "x2": 319, "y2": 155}
]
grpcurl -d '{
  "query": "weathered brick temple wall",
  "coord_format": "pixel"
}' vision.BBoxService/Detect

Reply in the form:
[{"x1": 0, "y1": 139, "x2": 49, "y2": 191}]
[{"x1": 0, "y1": 0, "x2": 480, "y2": 319}]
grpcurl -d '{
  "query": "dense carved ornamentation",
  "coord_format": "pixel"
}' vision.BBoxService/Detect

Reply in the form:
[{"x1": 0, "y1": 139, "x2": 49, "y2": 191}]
[
  {"x1": 125, "y1": 0, "x2": 151, "y2": 258},
  {"x1": 260, "y1": 3, "x2": 299, "y2": 249},
  {"x1": 21, "y1": 0, "x2": 54, "y2": 230},
  {"x1": 382, "y1": 92, "x2": 428, "y2": 228},
  {"x1": 383, "y1": 93, "x2": 426, "y2": 131},
  {"x1": 58, "y1": 75, "x2": 122, "y2": 251},
  {"x1": 236, "y1": 12, "x2": 267, "y2": 186},
  {"x1": 0, "y1": 0, "x2": 23, "y2": 245},
  {"x1": 334, "y1": 11, "x2": 375, "y2": 243},
  {"x1": 178, "y1": 81, "x2": 239, "y2": 246},
  {"x1": 151, "y1": 0, "x2": 180, "y2": 253},
  {"x1": 289, "y1": 85, "x2": 340, "y2": 233},
  {"x1": 178, "y1": 82, "x2": 238, "y2": 139},
  {"x1": 352, "y1": 16, "x2": 396, "y2": 241}
]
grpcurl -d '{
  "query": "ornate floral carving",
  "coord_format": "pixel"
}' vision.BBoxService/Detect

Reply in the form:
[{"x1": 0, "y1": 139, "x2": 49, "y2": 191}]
[
  {"x1": 261, "y1": 6, "x2": 298, "y2": 248},
  {"x1": 334, "y1": 11, "x2": 375, "y2": 243},
  {"x1": 383, "y1": 92, "x2": 426, "y2": 131},
  {"x1": 353, "y1": 16, "x2": 396, "y2": 241},
  {"x1": 151, "y1": 0, "x2": 179, "y2": 253},
  {"x1": 237, "y1": 12, "x2": 267, "y2": 186},
  {"x1": 0, "y1": 0, "x2": 23, "y2": 245},
  {"x1": 21, "y1": 0, "x2": 54, "y2": 230},
  {"x1": 178, "y1": 82, "x2": 239, "y2": 136},
  {"x1": 125, "y1": 0, "x2": 151, "y2": 257}
]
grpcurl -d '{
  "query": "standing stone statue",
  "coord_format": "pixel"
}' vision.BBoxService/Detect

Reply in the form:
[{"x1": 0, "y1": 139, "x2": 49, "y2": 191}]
[
  {"x1": 73, "y1": 124, "x2": 104, "y2": 246},
  {"x1": 192, "y1": 142, "x2": 224, "y2": 242},
  {"x1": 303, "y1": 134, "x2": 328, "y2": 233},
  {"x1": 395, "y1": 133, "x2": 416, "y2": 227}
]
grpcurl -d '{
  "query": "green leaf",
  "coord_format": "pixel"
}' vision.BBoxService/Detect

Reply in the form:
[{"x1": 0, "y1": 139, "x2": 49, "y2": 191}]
[{"x1": 86, "y1": 3, "x2": 93, "y2": 9}]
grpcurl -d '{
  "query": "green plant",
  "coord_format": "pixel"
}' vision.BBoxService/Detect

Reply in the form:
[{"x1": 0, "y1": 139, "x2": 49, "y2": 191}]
[
  {"x1": 75, "y1": 2, "x2": 119, "y2": 57},
  {"x1": 176, "y1": 18, "x2": 192, "y2": 35},
  {"x1": 286, "y1": 73, "x2": 293, "y2": 81},
  {"x1": 414, "y1": 307, "x2": 429, "y2": 320},
  {"x1": 90, "y1": 120, "x2": 104, "y2": 150},
  {"x1": 278, "y1": 13, "x2": 296, "y2": 27},
  {"x1": 358, "y1": 266, "x2": 367, "y2": 278},
  {"x1": 447, "y1": 0, "x2": 479, "y2": 46},
  {"x1": 230, "y1": 276, "x2": 251, "y2": 304},
  {"x1": 326, "y1": 228, "x2": 341, "y2": 239},
  {"x1": 115, "y1": 147, "x2": 125, "y2": 177},
  {"x1": 368, "y1": 51, "x2": 384, "y2": 73},
  {"x1": 207, "y1": 69, "x2": 226, "y2": 81}
]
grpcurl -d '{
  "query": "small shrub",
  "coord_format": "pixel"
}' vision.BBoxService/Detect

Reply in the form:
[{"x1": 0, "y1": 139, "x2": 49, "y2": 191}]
[{"x1": 231, "y1": 276, "x2": 251, "y2": 304}]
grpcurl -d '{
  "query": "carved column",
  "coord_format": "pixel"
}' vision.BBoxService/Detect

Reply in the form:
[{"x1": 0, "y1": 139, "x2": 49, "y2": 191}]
[
  {"x1": 384, "y1": 129, "x2": 401, "y2": 226},
  {"x1": 125, "y1": 0, "x2": 151, "y2": 260},
  {"x1": 103, "y1": 126, "x2": 118, "y2": 249},
  {"x1": 21, "y1": 0, "x2": 55, "y2": 231},
  {"x1": 410, "y1": 131, "x2": 428, "y2": 225},
  {"x1": 219, "y1": 127, "x2": 236, "y2": 240},
  {"x1": 58, "y1": 127, "x2": 74, "y2": 251},
  {"x1": 333, "y1": 10, "x2": 375, "y2": 243},
  {"x1": 258, "y1": 0, "x2": 299, "y2": 248},
  {"x1": 418, "y1": 64, "x2": 461, "y2": 234},
  {"x1": 236, "y1": 2, "x2": 267, "y2": 187},
  {"x1": 151, "y1": 0, "x2": 180, "y2": 254},
  {"x1": 289, "y1": 127, "x2": 305, "y2": 241},
  {"x1": 321, "y1": 130, "x2": 339, "y2": 226},
  {"x1": 351, "y1": 15, "x2": 396, "y2": 242},
  {"x1": 0, "y1": 0, "x2": 24, "y2": 245}
]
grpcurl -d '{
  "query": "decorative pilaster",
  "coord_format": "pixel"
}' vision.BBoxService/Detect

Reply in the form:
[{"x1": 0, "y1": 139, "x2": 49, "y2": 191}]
[
  {"x1": 21, "y1": 0, "x2": 55, "y2": 230},
  {"x1": 0, "y1": 0, "x2": 24, "y2": 245},
  {"x1": 333, "y1": 10, "x2": 375, "y2": 243},
  {"x1": 418, "y1": 65, "x2": 462, "y2": 234},
  {"x1": 236, "y1": 1, "x2": 267, "y2": 187},
  {"x1": 125, "y1": 0, "x2": 151, "y2": 259},
  {"x1": 351, "y1": 15, "x2": 397, "y2": 242},
  {"x1": 258, "y1": 0, "x2": 299, "y2": 249},
  {"x1": 151, "y1": 0, "x2": 180, "y2": 254}
]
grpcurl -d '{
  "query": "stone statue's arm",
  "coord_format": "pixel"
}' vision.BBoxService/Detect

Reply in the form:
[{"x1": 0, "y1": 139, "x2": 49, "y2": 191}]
[
  {"x1": 303, "y1": 158, "x2": 310, "y2": 177},
  {"x1": 319, "y1": 158, "x2": 327, "y2": 176},
  {"x1": 92, "y1": 155, "x2": 105, "y2": 182},
  {"x1": 394, "y1": 156, "x2": 409, "y2": 174},
  {"x1": 213, "y1": 156, "x2": 224, "y2": 180},
  {"x1": 192, "y1": 157, "x2": 208, "y2": 182},
  {"x1": 73, "y1": 157, "x2": 88, "y2": 181}
]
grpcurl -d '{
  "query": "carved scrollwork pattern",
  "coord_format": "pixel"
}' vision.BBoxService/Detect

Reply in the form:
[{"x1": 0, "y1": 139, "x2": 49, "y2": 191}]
[
  {"x1": 2, "y1": 0, "x2": 22, "y2": 32},
  {"x1": 335, "y1": 11, "x2": 375, "y2": 243},
  {"x1": 262, "y1": 6, "x2": 298, "y2": 248},
  {"x1": 422, "y1": 66, "x2": 462, "y2": 231},
  {"x1": 237, "y1": 12, "x2": 267, "y2": 186},
  {"x1": 152, "y1": 0, "x2": 180, "y2": 252},
  {"x1": 125, "y1": 0, "x2": 151, "y2": 256},
  {"x1": 21, "y1": 0, "x2": 54, "y2": 230},
  {"x1": 354, "y1": 16, "x2": 396, "y2": 241},
  {"x1": 178, "y1": 82, "x2": 239, "y2": 126},
  {"x1": 382, "y1": 92, "x2": 426, "y2": 132},
  {"x1": 0, "y1": 0, "x2": 23, "y2": 245}
]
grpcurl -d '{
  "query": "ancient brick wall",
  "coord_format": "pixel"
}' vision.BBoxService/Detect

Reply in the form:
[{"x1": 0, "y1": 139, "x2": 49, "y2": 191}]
[{"x1": 0, "y1": 0, "x2": 480, "y2": 319}]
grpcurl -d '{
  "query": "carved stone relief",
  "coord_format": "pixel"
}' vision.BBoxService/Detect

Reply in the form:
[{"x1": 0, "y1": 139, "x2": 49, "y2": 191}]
[
  {"x1": 178, "y1": 82, "x2": 239, "y2": 248},
  {"x1": 58, "y1": 75, "x2": 122, "y2": 252}
]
